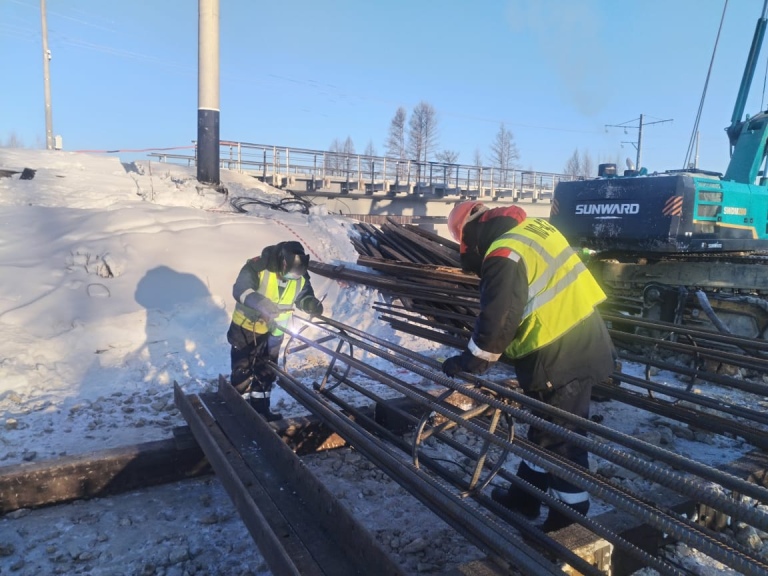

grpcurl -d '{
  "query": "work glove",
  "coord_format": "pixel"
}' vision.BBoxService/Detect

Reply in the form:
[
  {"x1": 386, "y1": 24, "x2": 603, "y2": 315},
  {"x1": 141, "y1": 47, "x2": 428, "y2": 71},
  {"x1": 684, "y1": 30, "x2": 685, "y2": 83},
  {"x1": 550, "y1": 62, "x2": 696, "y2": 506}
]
[
  {"x1": 442, "y1": 350, "x2": 491, "y2": 377},
  {"x1": 252, "y1": 360, "x2": 275, "y2": 383},
  {"x1": 302, "y1": 296, "x2": 324, "y2": 317},
  {"x1": 253, "y1": 298, "x2": 279, "y2": 321}
]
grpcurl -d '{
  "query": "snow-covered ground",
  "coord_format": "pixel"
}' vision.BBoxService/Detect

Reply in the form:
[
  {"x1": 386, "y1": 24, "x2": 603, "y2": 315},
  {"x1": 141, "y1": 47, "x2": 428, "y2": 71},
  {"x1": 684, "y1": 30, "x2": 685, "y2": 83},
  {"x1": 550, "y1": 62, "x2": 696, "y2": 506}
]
[{"x1": 0, "y1": 147, "x2": 755, "y2": 575}]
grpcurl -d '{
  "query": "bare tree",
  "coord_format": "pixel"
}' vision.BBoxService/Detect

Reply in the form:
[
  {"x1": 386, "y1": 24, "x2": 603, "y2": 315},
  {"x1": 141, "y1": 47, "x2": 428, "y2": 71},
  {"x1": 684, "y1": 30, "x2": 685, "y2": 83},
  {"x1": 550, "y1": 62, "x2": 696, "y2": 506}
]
[
  {"x1": 327, "y1": 138, "x2": 343, "y2": 176},
  {"x1": 564, "y1": 149, "x2": 581, "y2": 178},
  {"x1": 407, "y1": 101, "x2": 438, "y2": 182},
  {"x1": 435, "y1": 149, "x2": 459, "y2": 187},
  {"x1": 364, "y1": 140, "x2": 377, "y2": 180},
  {"x1": 564, "y1": 149, "x2": 595, "y2": 179},
  {"x1": 343, "y1": 136, "x2": 356, "y2": 178},
  {"x1": 489, "y1": 124, "x2": 519, "y2": 188},
  {"x1": 386, "y1": 107, "x2": 407, "y2": 159},
  {"x1": 386, "y1": 107, "x2": 407, "y2": 180},
  {"x1": 3, "y1": 132, "x2": 25, "y2": 148},
  {"x1": 473, "y1": 148, "x2": 484, "y2": 189}
]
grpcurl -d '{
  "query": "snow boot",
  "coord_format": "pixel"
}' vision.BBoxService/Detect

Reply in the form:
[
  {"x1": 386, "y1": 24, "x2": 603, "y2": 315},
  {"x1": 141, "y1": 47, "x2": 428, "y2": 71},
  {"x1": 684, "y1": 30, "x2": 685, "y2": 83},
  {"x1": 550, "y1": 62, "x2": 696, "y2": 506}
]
[
  {"x1": 490, "y1": 461, "x2": 549, "y2": 519},
  {"x1": 541, "y1": 499, "x2": 590, "y2": 532},
  {"x1": 250, "y1": 397, "x2": 282, "y2": 422}
]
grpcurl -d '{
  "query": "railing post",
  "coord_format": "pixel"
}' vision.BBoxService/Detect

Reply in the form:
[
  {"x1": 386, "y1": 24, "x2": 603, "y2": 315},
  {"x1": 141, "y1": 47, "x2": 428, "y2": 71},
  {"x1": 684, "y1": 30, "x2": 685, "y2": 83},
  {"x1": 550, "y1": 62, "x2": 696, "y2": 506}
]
[
  {"x1": 383, "y1": 157, "x2": 387, "y2": 191},
  {"x1": 478, "y1": 167, "x2": 483, "y2": 196},
  {"x1": 272, "y1": 146, "x2": 277, "y2": 178},
  {"x1": 512, "y1": 170, "x2": 517, "y2": 200},
  {"x1": 407, "y1": 161, "x2": 411, "y2": 191},
  {"x1": 490, "y1": 168, "x2": 495, "y2": 197},
  {"x1": 455, "y1": 164, "x2": 459, "y2": 193}
]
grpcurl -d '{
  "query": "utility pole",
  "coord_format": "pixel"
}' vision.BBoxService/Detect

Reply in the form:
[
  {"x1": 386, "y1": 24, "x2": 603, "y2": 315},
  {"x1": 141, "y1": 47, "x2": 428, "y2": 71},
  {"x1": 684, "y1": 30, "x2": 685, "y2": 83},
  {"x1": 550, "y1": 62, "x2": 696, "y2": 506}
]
[
  {"x1": 605, "y1": 114, "x2": 672, "y2": 171},
  {"x1": 197, "y1": 0, "x2": 220, "y2": 185},
  {"x1": 40, "y1": 0, "x2": 54, "y2": 150}
]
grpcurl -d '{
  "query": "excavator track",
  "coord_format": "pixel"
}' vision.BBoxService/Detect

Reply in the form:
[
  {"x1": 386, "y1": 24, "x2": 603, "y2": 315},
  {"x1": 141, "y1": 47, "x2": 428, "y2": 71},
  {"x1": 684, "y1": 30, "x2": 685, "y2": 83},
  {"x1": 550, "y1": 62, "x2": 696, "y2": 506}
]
[{"x1": 589, "y1": 252, "x2": 768, "y2": 340}]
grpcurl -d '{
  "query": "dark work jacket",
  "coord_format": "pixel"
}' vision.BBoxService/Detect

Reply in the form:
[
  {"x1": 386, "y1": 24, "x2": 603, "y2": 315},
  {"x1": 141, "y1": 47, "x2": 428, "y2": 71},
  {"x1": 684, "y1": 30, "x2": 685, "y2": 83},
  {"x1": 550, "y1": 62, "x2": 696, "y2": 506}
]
[
  {"x1": 461, "y1": 211, "x2": 615, "y2": 392},
  {"x1": 232, "y1": 242, "x2": 317, "y2": 328}
]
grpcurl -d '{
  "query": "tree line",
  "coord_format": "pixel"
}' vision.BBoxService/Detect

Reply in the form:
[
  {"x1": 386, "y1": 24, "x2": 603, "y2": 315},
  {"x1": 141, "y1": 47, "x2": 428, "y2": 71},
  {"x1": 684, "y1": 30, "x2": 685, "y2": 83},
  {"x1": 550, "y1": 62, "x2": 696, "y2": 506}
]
[
  {"x1": 3, "y1": 109, "x2": 626, "y2": 180},
  {"x1": 324, "y1": 101, "x2": 622, "y2": 182},
  {"x1": 324, "y1": 101, "x2": 521, "y2": 185}
]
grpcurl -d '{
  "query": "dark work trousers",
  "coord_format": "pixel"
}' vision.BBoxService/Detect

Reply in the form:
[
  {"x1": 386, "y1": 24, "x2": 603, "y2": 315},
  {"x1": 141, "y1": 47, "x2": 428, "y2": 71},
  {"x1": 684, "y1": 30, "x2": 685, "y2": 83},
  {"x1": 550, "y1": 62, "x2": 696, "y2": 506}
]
[
  {"x1": 526, "y1": 377, "x2": 592, "y2": 496},
  {"x1": 226, "y1": 322, "x2": 284, "y2": 395}
]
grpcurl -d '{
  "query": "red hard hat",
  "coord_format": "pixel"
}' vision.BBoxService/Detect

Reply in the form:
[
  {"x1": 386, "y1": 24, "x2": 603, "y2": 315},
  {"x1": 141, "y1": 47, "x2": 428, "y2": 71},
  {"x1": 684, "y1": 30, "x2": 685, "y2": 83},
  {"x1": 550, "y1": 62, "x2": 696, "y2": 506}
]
[{"x1": 447, "y1": 201, "x2": 485, "y2": 242}]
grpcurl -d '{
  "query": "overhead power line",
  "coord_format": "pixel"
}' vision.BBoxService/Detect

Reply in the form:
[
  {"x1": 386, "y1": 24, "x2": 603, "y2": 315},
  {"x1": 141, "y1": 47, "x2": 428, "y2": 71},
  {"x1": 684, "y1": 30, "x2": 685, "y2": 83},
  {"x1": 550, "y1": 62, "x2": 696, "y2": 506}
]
[{"x1": 605, "y1": 114, "x2": 673, "y2": 171}]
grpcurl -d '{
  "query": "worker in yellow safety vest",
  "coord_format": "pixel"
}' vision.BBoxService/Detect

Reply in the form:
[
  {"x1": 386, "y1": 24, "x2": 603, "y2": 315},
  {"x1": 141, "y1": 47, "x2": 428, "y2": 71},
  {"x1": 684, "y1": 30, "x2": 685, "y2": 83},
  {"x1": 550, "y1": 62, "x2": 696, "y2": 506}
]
[
  {"x1": 227, "y1": 241, "x2": 324, "y2": 421},
  {"x1": 443, "y1": 202, "x2": 615, "y2": 532}
]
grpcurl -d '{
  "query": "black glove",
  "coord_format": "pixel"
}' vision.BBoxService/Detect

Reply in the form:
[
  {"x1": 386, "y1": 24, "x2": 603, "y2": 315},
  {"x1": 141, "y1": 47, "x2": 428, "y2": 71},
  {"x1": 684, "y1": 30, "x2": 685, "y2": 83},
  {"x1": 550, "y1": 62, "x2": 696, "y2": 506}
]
[
  {"x1": 442, "y1": 350, "x2": 491, "y2": 377},
  {"x1": 302, "y1": 297, "x2": 324, "y2": 317}
]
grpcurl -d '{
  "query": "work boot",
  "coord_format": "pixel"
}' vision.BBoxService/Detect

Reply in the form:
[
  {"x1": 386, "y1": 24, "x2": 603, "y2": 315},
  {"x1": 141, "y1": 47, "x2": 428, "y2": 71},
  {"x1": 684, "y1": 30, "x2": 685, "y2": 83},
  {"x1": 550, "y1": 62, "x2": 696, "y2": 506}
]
[
  {"x1": 491, "y1": 461, "x2": 550, "y2": 518},
  {"x1": 250, "y1": 397, "x2": 283, "y2": 422},
  {"x1": 491, "y1": 486, "x2": 542, "y2": 519},
  {"x1": 541, "y1": 500, "x2": 590, "y2": 532}
]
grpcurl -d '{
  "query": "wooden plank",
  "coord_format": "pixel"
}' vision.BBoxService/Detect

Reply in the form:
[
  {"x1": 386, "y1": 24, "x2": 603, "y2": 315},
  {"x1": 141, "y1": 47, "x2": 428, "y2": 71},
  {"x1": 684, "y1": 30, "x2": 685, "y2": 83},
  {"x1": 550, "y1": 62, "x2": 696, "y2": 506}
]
[
  {"x1": 386, "y1": 217, "x2": 462, "y2": 267},
  {"x1": 0, "y1": 426, "x2": 210, "y2": 513},
  {"x1": 357, "y1": 256, "x2": 479, "y2": 288},
  {"x1": 270, "y1": 415, "x2": 349, "y2": 455}
]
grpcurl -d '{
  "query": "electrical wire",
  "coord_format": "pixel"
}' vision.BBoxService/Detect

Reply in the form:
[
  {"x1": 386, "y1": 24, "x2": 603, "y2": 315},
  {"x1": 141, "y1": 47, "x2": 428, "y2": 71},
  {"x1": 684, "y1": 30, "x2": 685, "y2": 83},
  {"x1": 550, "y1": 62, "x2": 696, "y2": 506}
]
[
  {"x1": 684, "y1": 0, "x2": 728, "y2": 170},
  {"x1": 230, "y1": 195, "x2": 313, "y2": 215}
]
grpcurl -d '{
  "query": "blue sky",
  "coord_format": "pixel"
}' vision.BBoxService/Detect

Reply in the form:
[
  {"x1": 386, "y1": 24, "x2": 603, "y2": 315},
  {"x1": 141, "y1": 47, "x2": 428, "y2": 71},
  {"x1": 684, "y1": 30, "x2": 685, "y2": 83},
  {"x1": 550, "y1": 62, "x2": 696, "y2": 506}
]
[{"x1": 2, "y1": 0, "x2": 766, "y2": 175}]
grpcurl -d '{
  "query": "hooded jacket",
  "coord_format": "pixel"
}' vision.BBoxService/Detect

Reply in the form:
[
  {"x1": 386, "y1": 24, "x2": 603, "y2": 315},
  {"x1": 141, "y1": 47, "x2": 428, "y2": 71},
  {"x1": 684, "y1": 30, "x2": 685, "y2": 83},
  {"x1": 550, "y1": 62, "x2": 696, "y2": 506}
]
[
  {"x1": 461, "y1": 207, "x2": 615, "y2": 392},
  {"x1": 231, "y1": 241, "x2": 318, "y2": 336}
]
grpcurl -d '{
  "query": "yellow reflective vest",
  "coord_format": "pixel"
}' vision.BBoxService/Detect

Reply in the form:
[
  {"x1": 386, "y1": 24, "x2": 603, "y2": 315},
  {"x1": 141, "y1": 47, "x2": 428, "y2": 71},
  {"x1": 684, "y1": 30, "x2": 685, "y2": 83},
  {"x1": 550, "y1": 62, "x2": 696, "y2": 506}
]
[
  {"x1": 485, "y1": 219, "x2": 606, "y2": 359},
  {"x1": 232, "y1": 270, "x2": 305, "y2": 336}
]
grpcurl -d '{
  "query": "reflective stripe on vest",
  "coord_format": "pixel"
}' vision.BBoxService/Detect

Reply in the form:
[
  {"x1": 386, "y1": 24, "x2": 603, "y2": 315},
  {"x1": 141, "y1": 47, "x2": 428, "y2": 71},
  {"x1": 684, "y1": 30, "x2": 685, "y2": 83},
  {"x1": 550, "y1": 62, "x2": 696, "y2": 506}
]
[
  {"x1": 232, "y1": 270, "x2": 305, "y2": 336},
  {"x1": 485, "y1": 219, "x2": 606, "y2": 358}
]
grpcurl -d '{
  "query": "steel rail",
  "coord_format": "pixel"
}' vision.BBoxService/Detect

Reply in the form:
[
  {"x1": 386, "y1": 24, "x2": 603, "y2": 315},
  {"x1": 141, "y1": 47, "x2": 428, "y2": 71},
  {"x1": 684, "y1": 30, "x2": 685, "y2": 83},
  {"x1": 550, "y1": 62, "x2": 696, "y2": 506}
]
[
  {"x1": 310, "y1": 365, "x2": 685, "y2": 576},
  {"x1": 284, "y1": 318, "x2": 768, "y2": 574},
  {"x1": 602, "y1": 312, "x2": 768, "y2": 352},
  {"x1": 618, "y1": 350, "x2": 768, "y2": 398},
  {"x1": 270, "y1": 364, "x2": 566, "y2": 576},
  {"x1": 611, "y1": 371, "x2": 768, "y2": 430},
  {"x1": 310, "y1": 316, "x2": 768, "y2": 499},
  {"x1": 315, "y1": 380, "x2": 640, "y2": 576},
  {"x1": 593, "y1": 381, "x2": 768, "y2": 451},
  {"x1": 609, "y1": 329, "x2": 768, "y2": 373},
  {"x1": 372, "y1": 305, "x2": 768, "y2": 432}
]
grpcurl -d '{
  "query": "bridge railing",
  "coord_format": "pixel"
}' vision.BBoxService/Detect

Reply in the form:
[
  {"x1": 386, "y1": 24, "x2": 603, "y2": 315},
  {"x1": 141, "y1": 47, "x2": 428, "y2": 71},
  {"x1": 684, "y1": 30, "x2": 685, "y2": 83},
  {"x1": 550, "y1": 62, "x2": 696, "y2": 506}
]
[{"x1": 149, "y1": 140, "x2": 579, "y2": 200}]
